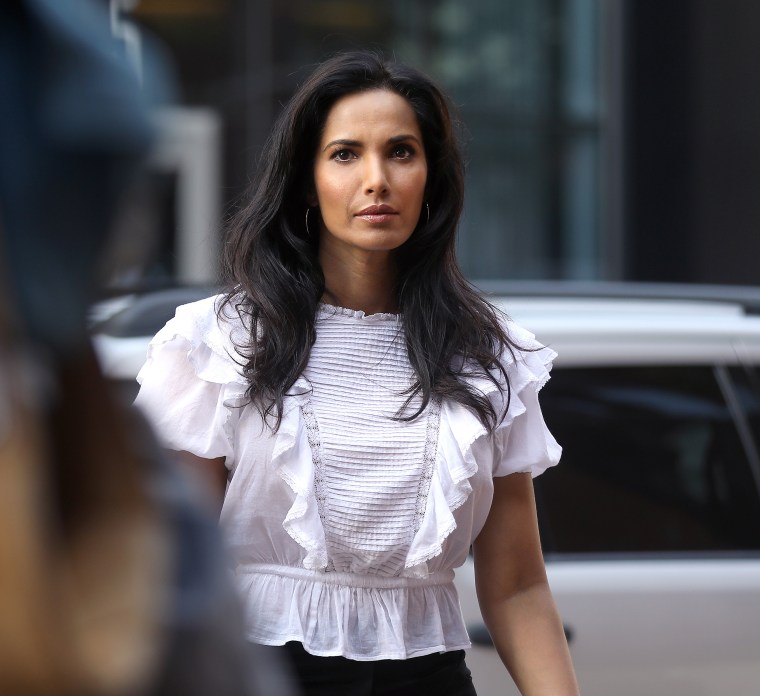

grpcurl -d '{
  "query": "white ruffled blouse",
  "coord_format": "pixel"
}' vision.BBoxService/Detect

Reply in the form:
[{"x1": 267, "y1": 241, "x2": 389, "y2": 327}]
[{"x1": 134, "y1": 295, "x2": 561, "y2": 661}]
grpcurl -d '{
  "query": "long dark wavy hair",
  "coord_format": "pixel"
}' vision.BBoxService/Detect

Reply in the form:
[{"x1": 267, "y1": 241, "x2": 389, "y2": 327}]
[{"x1": 221, "y1": 50, "x2": 520, "y2": 431}]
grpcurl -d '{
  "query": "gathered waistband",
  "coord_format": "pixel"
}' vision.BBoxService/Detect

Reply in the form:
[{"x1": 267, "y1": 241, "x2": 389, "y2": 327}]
[{"x1": 238, "y1": 563, "x2": 455, "y2": 589}]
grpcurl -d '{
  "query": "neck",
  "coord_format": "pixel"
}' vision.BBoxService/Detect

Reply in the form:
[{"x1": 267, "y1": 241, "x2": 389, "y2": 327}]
[{"x1": 319, "y1": 247, "x2": 399, "y2": 315}]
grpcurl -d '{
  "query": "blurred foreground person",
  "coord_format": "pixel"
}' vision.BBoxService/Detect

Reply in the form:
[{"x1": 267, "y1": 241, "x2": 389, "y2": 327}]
[
  {"x1": 0, "y1": 1, "x2": 292, "y2": 694},
  {"x1": 136, "y1": 51, "x2": 579, "y2": 695}
]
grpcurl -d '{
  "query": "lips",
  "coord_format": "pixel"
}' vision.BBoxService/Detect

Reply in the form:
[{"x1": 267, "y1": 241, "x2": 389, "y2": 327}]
[
  {"x1": 356, "y1": 204, "x2": 398, "y2": 216},
  {"x1": 355, "y1": 204, "x2": 398, "y2": 224}
]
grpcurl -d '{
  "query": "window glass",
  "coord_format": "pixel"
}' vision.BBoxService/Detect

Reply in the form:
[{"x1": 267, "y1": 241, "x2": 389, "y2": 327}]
[
  {"x1": 535, "y1": 366, "x2": 760, "y2": 554},
  {"x1": 135, "y1": 1, "x2": 605, "y2": 285},
  {"x1": 729, "y1": 364, "x2": 760, "y2": 445}
]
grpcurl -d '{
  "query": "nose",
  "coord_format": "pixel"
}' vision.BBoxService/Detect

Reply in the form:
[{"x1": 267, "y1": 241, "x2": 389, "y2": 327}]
[{"x1": 363, "y1": 154, "x2": 389, "y2": 195}]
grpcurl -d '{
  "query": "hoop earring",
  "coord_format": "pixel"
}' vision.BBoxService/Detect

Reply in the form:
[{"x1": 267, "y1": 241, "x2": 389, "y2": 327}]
[
  {"x1": 426, "y1": 202, "x2": 430, "y2": 225},
  {"x1": 305, "y1": 208, "x2": 312, "y2": 237}
]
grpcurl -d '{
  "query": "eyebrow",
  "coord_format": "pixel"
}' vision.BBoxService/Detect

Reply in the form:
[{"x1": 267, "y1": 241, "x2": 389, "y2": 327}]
[{"x1": 322, "y1": 134, "x2": 423, "y2": 152}]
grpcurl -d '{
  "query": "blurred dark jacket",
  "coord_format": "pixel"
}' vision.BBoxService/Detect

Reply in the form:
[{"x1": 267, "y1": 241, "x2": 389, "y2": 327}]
[{"x1": 0, "y1": 1, "x2": 294, "y2": 694}]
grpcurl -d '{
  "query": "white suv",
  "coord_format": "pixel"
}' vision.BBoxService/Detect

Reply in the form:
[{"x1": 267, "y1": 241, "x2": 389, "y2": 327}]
[{"x1": 92, "y1": 282, "x2": 760, "y2": 696}]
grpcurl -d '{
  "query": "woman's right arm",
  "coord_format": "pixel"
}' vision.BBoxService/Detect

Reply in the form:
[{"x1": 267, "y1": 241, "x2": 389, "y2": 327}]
[{"x1": 173, "y1": 450, "x2": 228, "y2": 515}]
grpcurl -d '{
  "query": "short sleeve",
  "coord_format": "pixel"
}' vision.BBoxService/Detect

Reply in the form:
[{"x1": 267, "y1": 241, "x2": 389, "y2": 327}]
[
  {"x1": 134, "y1": 295, "x2": 248, "y2": 462},
  {"x1": 492, "y1": 373, "x2": 561, "y2": 478},
  {"x1": 490, "y1": 324, "x2": 562, "y2": 478}
]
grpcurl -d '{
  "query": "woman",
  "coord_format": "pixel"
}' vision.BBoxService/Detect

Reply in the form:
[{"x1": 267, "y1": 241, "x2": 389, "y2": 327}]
[{"x1": 135, "y1": 51, "x2": 579, "y2": 695}]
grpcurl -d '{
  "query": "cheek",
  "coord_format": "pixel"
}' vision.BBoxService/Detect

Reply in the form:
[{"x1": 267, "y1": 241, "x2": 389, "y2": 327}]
[
  {"x1": 402, "y1": 168, "x2": 427, "y2": 202},
  {"x1": 316, "y1": 171, "x2": 352, "y2": 208}
]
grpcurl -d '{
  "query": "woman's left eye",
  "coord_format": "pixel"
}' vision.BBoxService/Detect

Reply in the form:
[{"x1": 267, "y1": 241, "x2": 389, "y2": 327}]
[{"x1": 391, "y1": 144, "x2": 414, "y2": 159}]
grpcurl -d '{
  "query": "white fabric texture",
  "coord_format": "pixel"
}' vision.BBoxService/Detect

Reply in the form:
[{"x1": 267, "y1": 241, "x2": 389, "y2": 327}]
[{"x1": 135, "y1": 294, "x2": 561, "y2": 660}]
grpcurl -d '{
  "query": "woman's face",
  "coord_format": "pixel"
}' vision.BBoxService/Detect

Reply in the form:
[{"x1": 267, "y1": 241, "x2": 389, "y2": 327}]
[{"x1": 312, "y1": 89, "x2": 428, "y2": 261}]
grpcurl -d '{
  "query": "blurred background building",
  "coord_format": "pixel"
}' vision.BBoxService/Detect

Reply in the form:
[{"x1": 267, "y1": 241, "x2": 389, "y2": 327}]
[{"x1": 116, "y1": 0, "x2": 760, "y2": 289}]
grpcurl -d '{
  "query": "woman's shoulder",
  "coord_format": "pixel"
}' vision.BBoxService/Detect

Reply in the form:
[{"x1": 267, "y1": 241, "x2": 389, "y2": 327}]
[
  {"x1": 498, "y1": 316, "x2": 557, "y2": 393},
  {"x1": 138, "y1": 292, "x2": 251, "y2": 391},
  {"x1": 154, "y1": 292, "x2": 250, "y2": 358},
  {"x1": 499, "y1": 316, "x2": 550, "y2": 358},
  {"x1": 461, "y1": 313, "x2": 556, "y2": 397},
  {"x1": 170, "y1": 292, "x2": 222, "y2": 325}
]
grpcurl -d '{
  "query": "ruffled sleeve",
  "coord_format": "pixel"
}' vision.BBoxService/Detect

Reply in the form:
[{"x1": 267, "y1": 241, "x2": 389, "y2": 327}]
[
  {"x1": 491, "y1": 321, "x2": 561, "y2": 478},
  {"x1": 134, "y1": 295, "x2": 249, "y2": 462},
  {"x1": 439, "y1": 319, "x2": 561, "y2": 484}
]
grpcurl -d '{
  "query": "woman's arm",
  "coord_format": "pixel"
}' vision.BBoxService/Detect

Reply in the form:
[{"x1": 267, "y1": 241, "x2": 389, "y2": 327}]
[
  {"x1": 174, "y1": 450, "x2": 228, "y2": 515},
  {"x1": 473, "y1": 473, "x2": 579, "y2": 696}
]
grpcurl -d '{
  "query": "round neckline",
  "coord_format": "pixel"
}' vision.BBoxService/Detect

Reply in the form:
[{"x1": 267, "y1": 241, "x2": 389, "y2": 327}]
[{"x1": 317, "y1": 302, "x2": 401, "y2": 322}]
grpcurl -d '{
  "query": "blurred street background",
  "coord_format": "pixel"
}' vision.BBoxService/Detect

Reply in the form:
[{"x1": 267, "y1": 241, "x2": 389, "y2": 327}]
[{"x1": 111, "y1": 0, "x2": 760, "y2": 292}]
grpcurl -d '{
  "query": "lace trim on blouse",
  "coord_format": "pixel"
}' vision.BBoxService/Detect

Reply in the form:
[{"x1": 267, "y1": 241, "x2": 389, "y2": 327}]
[{"x1": 415, "y1": 397, "x2": 441, "y2": 530}]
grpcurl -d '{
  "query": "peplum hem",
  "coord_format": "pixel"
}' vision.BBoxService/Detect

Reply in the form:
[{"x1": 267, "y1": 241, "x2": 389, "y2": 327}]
[{"x1": 235, "y1": 564, "x2": 470, "y2": 660}]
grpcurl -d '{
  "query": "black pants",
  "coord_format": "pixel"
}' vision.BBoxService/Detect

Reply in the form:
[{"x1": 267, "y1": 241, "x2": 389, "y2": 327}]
[{"x1": 260, "y1": 641, "x2": 478, "y2": 696}]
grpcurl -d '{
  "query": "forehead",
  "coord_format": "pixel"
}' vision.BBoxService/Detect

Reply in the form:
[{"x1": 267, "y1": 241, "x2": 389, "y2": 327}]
[{"x1": 320, "y1": 89, "x2": 421, "y2": 142}]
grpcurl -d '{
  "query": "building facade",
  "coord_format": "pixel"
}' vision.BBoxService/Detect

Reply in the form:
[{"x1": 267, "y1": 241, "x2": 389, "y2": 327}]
[{"x1": 124, "y1": 0, "x2": 760, "y2": 288}]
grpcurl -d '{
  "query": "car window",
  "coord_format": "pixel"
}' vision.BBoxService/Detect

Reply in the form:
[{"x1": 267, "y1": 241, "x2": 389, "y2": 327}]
[
  {"x1": 729, "y1": 364, "x2": 760, "y2": 444},
  {"x1": 535, "y1": 366, "x2": 760, "y2": 555}
]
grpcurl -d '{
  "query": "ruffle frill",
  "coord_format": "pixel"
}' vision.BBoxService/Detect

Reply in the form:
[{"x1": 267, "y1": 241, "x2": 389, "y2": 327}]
[
  {"x1": 137, "y1": 296, "x2": 250, "y2": 450},
  {"x1": 272, "y1": 377, "x2": 330, "y2": 571},
  {"x1": 403, "y1": 322, "x2": 557, "y2": 575}
]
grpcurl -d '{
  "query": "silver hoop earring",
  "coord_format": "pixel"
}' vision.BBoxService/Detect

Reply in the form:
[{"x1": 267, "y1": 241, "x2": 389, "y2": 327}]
[
  {"x1": 305, "y1": 208, "x2": 311, "y2": 237},
  {"x1": 426, "y1": 202, "x2": 430, "y2": 225}
]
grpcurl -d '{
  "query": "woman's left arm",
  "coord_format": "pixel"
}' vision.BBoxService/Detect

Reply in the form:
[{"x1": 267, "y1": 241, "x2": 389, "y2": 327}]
[{"x1": 472, "y1": 472, "x2": 580, "y2": 696}]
